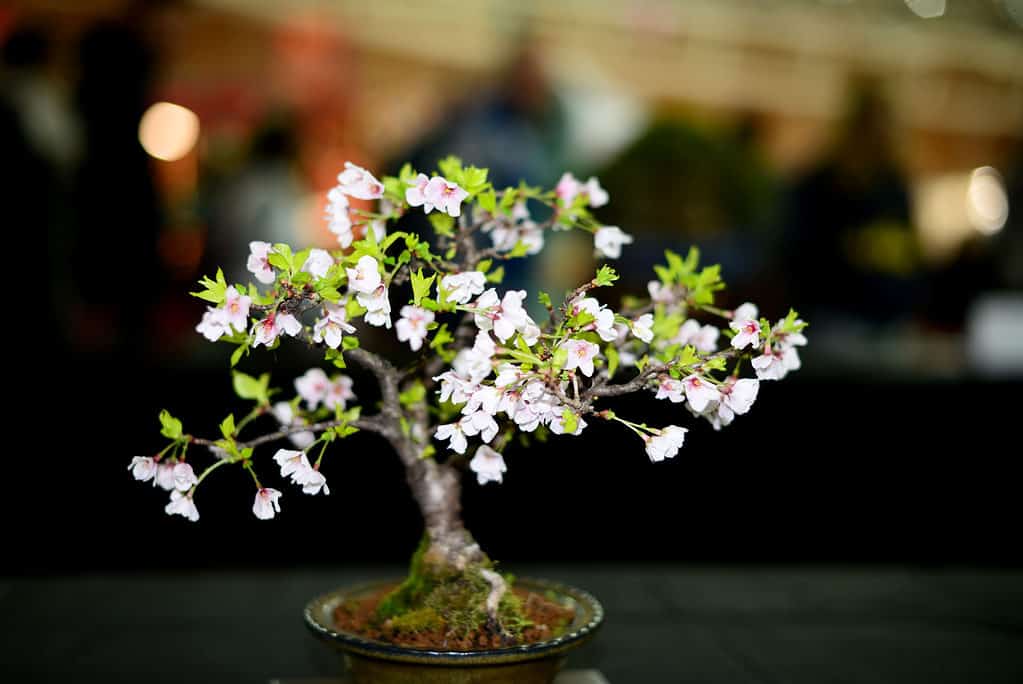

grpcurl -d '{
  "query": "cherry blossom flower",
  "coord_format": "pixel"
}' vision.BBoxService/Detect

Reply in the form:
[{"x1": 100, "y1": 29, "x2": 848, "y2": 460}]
[
  {"x1": 549, "y1": 412, "x2": 587, "y2": 436},
  {"x1": 220, "y1": 286, "x2": 251, "y2": 333},
  {"x1": 252, "y1": 488, "x2": 282, "y2": 520},
  {"x1": 155, "y1": 462, "x2": 176, "y2": 491},
  {"x1": 655, "y1": 376, "x2": 685, "y2": 403},
  {"x1": 270, "y1": 402, "x2": 315, "y2": 448},
  {"x1": 461, "y1": 410, "x2": 499, "y2": 443},
  {"x1": 324, "y1": 375, "x2": 355, "y2": 411},
  {"x1": 301, "y1": 248, "x2": 333, "y2": 280},
  {"x1": 734, "y1": 302, "x2": 758, "y2": 322},
  {"x1": 273, "y1": 449, "x2": 311, "y2": 480},
  {"x1": 682, "y1": 374, "x2": 720, "y2": 413},
  {"x1": 487, "y1": 219, "x2": 544, "y2": 255},
  {"x1": 556, "y1": 172, "x2": 581, "y2": 205},
  {"x1": 711, "y1": 377, "x2": 760, "y2": 429},
  {"x1": 172, "y1": 463, "x2": 198, "y2": 492},
  {"x1": 295, "y1": 368, "x2": 331, "y2": 409},
  {"x1": 583, "y1": 177, "x2": 609, "y2": 207},
  {"x1": 644, "y1": 425, "x2": 687, "y2": 463},
  {"x1": 336, "y1": 162, "x2": 383, "y2": 200},
  {"x1": 165, "y1": 490, "x2": 199, "y2": 522},
  {"x1": 346, "y1": 255, "x2": 381, "y2": 294},
  {"x1": 424, "y1": 176, "x2": 469, "y2": 218},
  {"x1": 563, "y1": 339, "x2": 600, "y2": 377},
  {"x1": 196, "y1": 308, "x2": 228, "y2": 342},
  {"x1": 573, "y1": 297, "x2": 617, "y2": 342},
  {"x1": 675, "y1": 319, "x2": 719, "y2": 353},
  {"x1": 442, "y1": 271, "x2": 486, "y2": 304},
  {"x1": 729, "y1": 316, "x2": 761, "y2": 350},
  {"x1": 436, "y1": 422, "x2": 468, "y2": 454},
  {"x1": 128, "y1": 456, "x2": 157, "y2": 482},
  {"x1": 295, "y1": 467, "x2": 330, "y2": 496},
  {"x1": 313, "y1": 304, "x2": 356, "y2": 349},
  {"x1": 470, "y1": 445, "x2": 507, "y2": 485},
  {"x1": 752, "y1": 346, "x2": 800, "y2": 381},
  {"x1": 472, "y1": 289, "x2": 532, "y2": 343},
  {"x1": 247, "y1": 241, "x2": 276, "y2": 284},
  {"x1": 648, "y1": 280, "x2": 675, "y2": 303},
  {"x1": 594, "y1": 226, "x2": 633, "y2": 259},
  {"x1": 253, "y1": 312, "x2": 301, "y2": 347},
  {"x1": 405, "y1": 173, "x2": 434, "y2": 212},
  {"x1": 463, "y1": 385, "x2": 501, "y2": 416},
  {"x1": 396, "y1": 305, "x2": 434, "y2": 351},
  {"x1": 357, "y1": 284, "x2": 392, "y2": 328},
  {"x1": 631, "y1": 313, "x2": 654, "y2": 344},
  {"x1": 325, "y1": 187, "x2": 353, "y2": 247}
]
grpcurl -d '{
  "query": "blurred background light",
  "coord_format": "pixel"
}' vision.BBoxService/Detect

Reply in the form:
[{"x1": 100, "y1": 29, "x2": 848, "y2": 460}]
[
  {"x1": 966, "y1": 166, "x2": 1009, "y2": 236},
  {"x1": 905, "y1": 0, "x2": 946, "y2": 19},
  {"x1": 138, "y1": 101, "x2": 200, "y2": 161}
]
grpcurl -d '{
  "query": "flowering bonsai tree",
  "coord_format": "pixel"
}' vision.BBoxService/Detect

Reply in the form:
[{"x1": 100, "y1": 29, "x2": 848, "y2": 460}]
[{"x1": 130, "y1": 157, "x2": 807, "y2": 643}]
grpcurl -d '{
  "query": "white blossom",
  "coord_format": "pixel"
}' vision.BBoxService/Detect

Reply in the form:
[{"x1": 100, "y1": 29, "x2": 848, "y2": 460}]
[
  {"x1": 295, "y1": 368, "x2": 330, "y2": 409},
  {"x1": 357, "y1": 284, "x2": 392, "y2": 328},
  {"x1": 252, "y1": 488, "x2": 282, "y2": 520},
  {"x1": 247, "y1": 241, "x2": 276, "y2": 284},
  {"x1": 221, "y1": 286, "x2": 251, "y2": 333},
  {"x1": 563, "y1": 339, "x2": 600, "y2": 377},
  {"x1": 461, "y1": 410, "x2": 499, "y2": 443},
  {"x1": 752, "y1": 346, "x2": 800, "y2": 381},
  {"x1": 729, "y1": 317, "x2": 761, "y2": 350},
  {"x1": 294, "y1": 468, "x2": 330, "y2": 496},
  {"x1": 253, "y1": 312, "x2": 301, "y2": 347},
  {"x1": 470, "y1": 445, "x2": 507, "y2": 485},
  {"x1": 549, "y1": 412, "x2": 586, "y2": 436},
  {"x1": 172, "y1": 463, "x2": 198, "y2": 492},
  {"x1": 273, "y1": 449, "x2": 311, "y2": 480},
  {"x1": 346, "y1": 255, "x2": 381, "y2": 294},
  {"x1": 405, "y1": 173, "x2": 434, "y2": 212},
  {"x1": 396, "y1": 305, "x2": 434, "y2": 351},
  {"x1": 155, "y1": 462, "x2": 176, "y2": 491},
  {"x1": 654, "y1": 376, "x2": 685, "y2": 403},
  {"x1": 675, "y1": 319, "x2": 719, "y2": 353},
  {"x1": 648, "y1": 280, "x2": 675, "y2": 303},
  {"x1": 128, "y1": 456, "x2": 157, "y2": 483},
  {"x1": 324, "y1": 375, "x2": 355, "y2": 410},
  {"x1": 301, "y1": 248, "x2": 333, "y2": 280},
  {"x1": 325, "y1": 187, "x2": 353, "y2": 247},
  {"x1": 436, "y1": 422, "x2": 468, "y2": 454},
  {"x1": 631, "y1": 313, "x2": 654, "y2": 344},
  {"x1": 165, "y1": 490, "x2": 199, "y2": 522},
  {"x1": 336, "y1": 161, "x2": 383, "y2": 200},
  {"x1": 442, "y1": 271, "x2": 486, "y2": 304},
  {"x1": 594, "y1": 226, "x2": 633, "y2": 259},
  {"x1": 644, "y1": 426, "x2": 687, "y2": 462},
  {"x1": 734, "y1": 302, "x2": 759, "y2": 322},
  {"x1": 556, "y1": 172, "x2": 582, "y2": 205},
  {"x1": 313, "y1": 304, "x2": 356, "y2": 349},
  {"x1": 583, "y1": 176, "x2": 609, "y2": 207},
  {"x1": 270, "y1": 402, "x2": 315, "y2": 448},
  {"x1": 472, "y1": 289, "x2": 533, "y2": 343},
  {"x1": 683, "y1": 374, "x2": 720, "y2": 413},
  {"x1": 196, "y1": 308, "x2": 228, "y2": 342},
  {"x1": 424, "y1": 176, "x2": 469, "y2": 217},
  {"x1": 574, "y1": 297, "x2": 617, "y2": 342}
]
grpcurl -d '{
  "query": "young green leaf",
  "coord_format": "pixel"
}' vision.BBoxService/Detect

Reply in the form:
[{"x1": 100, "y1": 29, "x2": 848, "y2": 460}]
[
  {"x1": 410, "y1": 268, "x2": 436, "y2": 306},
  {"x1": 159, "y1": 410, "x2": 183, "y2": 440},
  {"x1": 595, "y1": 265, "x2": 619, "y2": 287},
  {"x1": 232, "y1": 371, "x2": 269, "y2": 405},
  {"x1": 219, "y1": 414, "x2": 236, "y2": 439}
]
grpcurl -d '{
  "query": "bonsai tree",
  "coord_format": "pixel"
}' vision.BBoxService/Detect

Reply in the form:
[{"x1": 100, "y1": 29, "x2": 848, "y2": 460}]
[{"x1": 130, "y1": 157, "x2": 807, "y2": 643}]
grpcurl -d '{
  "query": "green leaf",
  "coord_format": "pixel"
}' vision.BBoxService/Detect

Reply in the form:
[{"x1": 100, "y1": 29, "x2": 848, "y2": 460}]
[
  {"x1": 341, "y1": 336, "x2": 360, "y2": 351},
  {"x1": 485, "y1": 266, "x2": 504, "y2": 283},
  {"x1": 507, "y1": 241, "x2": 530, "y2": 258},
  {"x1": 219, "y1": 413, "x2": 236, "y2": 439},
  {"x1": 267, "y1": 252, "x2": 290, "y2": 271},
  {"x1": 538, "y1": 291, "x2": 552, "y2": 308},
  {"x1": 561, "y1": 407, "x2": 578, "y2": 435},
  {"x1": 399, "y1": 382, "x2": 426, "y2": 406},
  {"x1": 230, "y1": 342, "x2": 248, "y2": 367},
  {"x1": 595, "y1": 265, "x2": 619, "y2": 287},
  {"x1": 159, "y1": 410, "x2": 183, "y2": 440},
  {"x1": 477, "y1": 187, "x2": 496, "y2": 213},
  {"x1": 318, "y1": 287, "x2": 342, "y2": 303},
  {"x1": 232, "y1": 371, "x2": 269, "y2": 405},
  {"x1": 551, "y1": 346, "x2": 568, "y2": 370},
  {"x1": 190, "y1": 269, "x2": 228, "y2": 304},
  {"x1": 410, "y1": 268, "x2": 436, "y2": 306},
  {"x1": 605, "y1": 345, "x2": 619, "y2": 379},
  {"x1": 428, "y1": 212, "x2": 455, "y2": 237},
  {"x1": 476, "y1": 258, "x2": 492, "y2": 273},
  {"x1": 429, "y1": 323, "x2": 455, "y2": 362},
  {"x1": 437, "y1": 155, "x2": 464, "y2": 185}
]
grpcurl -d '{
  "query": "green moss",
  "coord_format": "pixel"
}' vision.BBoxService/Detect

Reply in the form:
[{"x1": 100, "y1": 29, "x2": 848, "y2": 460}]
[{"x1": 387, "y1": 606, "x2": 444, "y2": 633}]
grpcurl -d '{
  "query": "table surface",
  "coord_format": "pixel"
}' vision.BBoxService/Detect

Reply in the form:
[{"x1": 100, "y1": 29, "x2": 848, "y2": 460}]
[{"x1": 2, "y1": 565, "x2": 1021, "y2": 683}]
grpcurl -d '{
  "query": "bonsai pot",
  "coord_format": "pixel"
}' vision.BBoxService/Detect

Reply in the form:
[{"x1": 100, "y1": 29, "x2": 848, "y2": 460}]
[{"x1": 304, "y1": 577, "x2": 604, "y2": 684}]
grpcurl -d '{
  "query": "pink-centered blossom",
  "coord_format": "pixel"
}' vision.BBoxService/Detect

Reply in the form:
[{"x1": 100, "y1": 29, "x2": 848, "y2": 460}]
[
  {"x1": 470, "y1": 445, "x2": 507, "y2": 485},
  {"x1": 295, "y1": 368, "x2": 331, "y2": 409},
  {"x1": 563, "y1": 339, "x2": 600, "y2": 377},
  {"x1": 356, "y1": 284, "x2": 392, "y2": 328},
  {"x1": 301, "y1": 249, "x2": 333, "y2": 280},
  {"x1": 442, "y1": 271, "x2": 486, "y2": 304},
  {"x1": 594, "y1": 226, "x2": 633, "y2": 259},
  {"x1": 155, "y1": 462, "x2": 176, "y2": 491},
  {"x1": 556, "y1": 172, "x2": 581, "y2": 205},
  {"x1": 714, "y1": 377, "x2": 760, "y2": 428},
  {"x1": 346, "y1": 255, "x2": 381, "y2": 294},
  {"x1": 682, "y1": 374, "x2": 720, "y2": 413},
  {"x1": 165, "y1": 490, "x2": 199, "y2": 522},
  {"x1": 336, "y1": 162, "x2": 383, "y2": 200},
  {"x1": 655, "y1": 376, "x2": 685, "y2": 403},
  {"x1": 252, "y1": 488, "x2": 282, "y2": 520},
  {"x1": 247, "y1": 241, "x2": 276, "y2": 284},
  {"x1": 729, "y1": 317, "x2": 761, "y2": 350},
  {"x1": 573, "y1": 297, "x2": 617, "y2": 342},
  {"x1": 752, "y1": 345, "x2": 800, "y2": 381},
  {"x1": 644, "y1": 426, "x2": 687, "y2": 463},
  {"x1": 324, "y1": 375, "x2": 355, "y2": 411},
  {"x1": 396, "y1": 305, "x2": 435, "y2": 351},
  {"x1": 405, "y1": 173, "x2": 434, "y2": 212},
  {"x1": 423, "y1": 176, "x2": 469, "y2": 218},
  {"x1": 273, "y1": 449, "x2": 311, "y2": 480},
  {"x1": 221, "y1": 286, "x2": 251, "y2": 333},
  {"x1": 472, "y1": 289, "x2": 532, "y2": 343},
  {"x1": 253, "y1": 312, "x2": 301, "y2": 347},
  {"x1": 313, "y1": 304, "x2": 356, "y2": 349},
  {"x1": 128, "y1": 456, "x2": 157, "y2": 483}
]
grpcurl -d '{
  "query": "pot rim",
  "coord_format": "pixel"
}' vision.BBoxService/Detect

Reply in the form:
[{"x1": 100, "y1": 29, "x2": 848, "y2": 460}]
[{"x1": 303, "y1": 576, "x2": 604, "y2": 665}]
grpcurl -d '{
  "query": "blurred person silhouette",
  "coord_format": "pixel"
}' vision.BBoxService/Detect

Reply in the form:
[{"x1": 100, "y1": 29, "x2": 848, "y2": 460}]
[
  {"x1": 70, "y1": 2, "x2": 164, "y2": 358},
  {"x1": 782, "y1": 78, "x2": 922, "y2": 327},
  {"x1": 2, "y1": 24, "x2": 78, "y2": 355}
]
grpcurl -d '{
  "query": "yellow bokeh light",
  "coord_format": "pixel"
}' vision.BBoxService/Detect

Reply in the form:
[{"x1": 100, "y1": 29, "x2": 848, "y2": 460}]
[
  {"x1": 138, "y1": 102, "x2": 200, "y2": 162},
  {"x1": 966, "y1": 167, "x2": 1009, "y2": 236}
]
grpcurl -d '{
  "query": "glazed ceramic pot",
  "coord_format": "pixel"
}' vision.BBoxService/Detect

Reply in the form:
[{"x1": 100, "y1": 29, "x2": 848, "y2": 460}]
[{"x1": 304, "y1": 577, "x2": 604, "y2": 684}]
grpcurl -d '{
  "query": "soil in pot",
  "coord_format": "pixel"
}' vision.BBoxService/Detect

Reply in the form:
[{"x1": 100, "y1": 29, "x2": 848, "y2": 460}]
[{"x1": 333, "y1": 583, "x2": 575, "y2": 651}]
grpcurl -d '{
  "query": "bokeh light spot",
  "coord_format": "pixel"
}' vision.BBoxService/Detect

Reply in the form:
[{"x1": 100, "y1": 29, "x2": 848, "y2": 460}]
[{"x1": 138, "y1": 102, "x2": 200, "y2": 161}]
